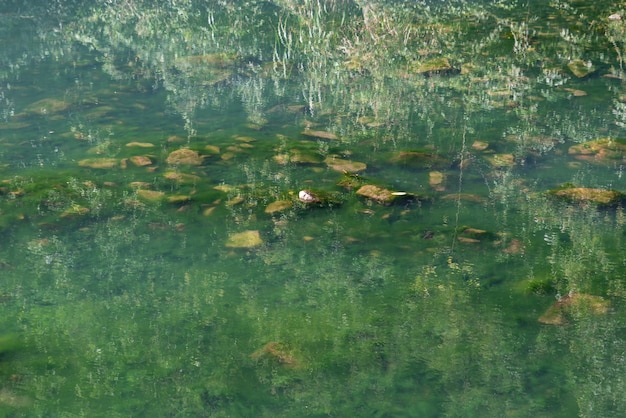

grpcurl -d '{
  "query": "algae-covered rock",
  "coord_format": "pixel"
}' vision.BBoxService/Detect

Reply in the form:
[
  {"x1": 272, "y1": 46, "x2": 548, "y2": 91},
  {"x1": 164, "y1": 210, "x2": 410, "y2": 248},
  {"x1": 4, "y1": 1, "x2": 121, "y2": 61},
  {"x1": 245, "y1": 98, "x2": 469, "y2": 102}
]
[
  {"x1": 568, "y1": 138, "x2": 626, "y2": 164},
  {"x1": 163, "y1": 172, "x2": 201, "y2": 183},
  {"x1": 129, "y1": 156, "x2": 153, "y2": 167},
  {"x1": 136, "y1": 189, "x2": 165, "y2": 202},
  {"x1": 265, "y1": 200, "x2": 293, "y2": 214},
  {"x1": 356, "y1": 185, "x2": 400, "y2": 205},
  {"x1": 389, "y1": 151, "x2": 449, "y2": 169},
  {"x1": 429, "y1": 171, "x2": 445, "y2": 191},
  {"x1": 23, "y1": 98, "x2": 72, "y2": 115},
  {"x1": 301, "y1": 129, "x2": 338, "y2": 140},
  {"x1": 78, "y1": 158, "x2": 119, "y2": 169},
  {"x1": 549, "y1": 185, "x2": 625, "y2": 207},
  {"x1": 60, "y1": 205, "x2": 89, "y2": 218},
  {"x1": 413, "y1": 57, "x2": 457, "y2": 76},
  {"x1": 324, "y1": 157, "x2": 367, "y2": 173},
  {"x1": 166, "y1": 149, "x2": 204, "y2": 165},
  {"x1": 336, "y1": 172, "x2": 366, "y2": 190},
  {"x1": 274, "y1": 149, "x2": 322, "y2": 165},
  {"x1": 539, "y1": 293, "x2": 609, "y2": 325},
  {"x1": 226, "y1": 230, "x2": 263, "y2": 248},
  {"x1": 567, "y1": 59, "x2": 596, "y2": 78},
  {"x1": 485, "y1": 153, "x2": 515, "y2": 168},
  {"x1": 126, "y1": 142, "x2": 155, "y2": 148},
  {"x1": 250, "y1": 341, "x2": 301, "y2": 368}
]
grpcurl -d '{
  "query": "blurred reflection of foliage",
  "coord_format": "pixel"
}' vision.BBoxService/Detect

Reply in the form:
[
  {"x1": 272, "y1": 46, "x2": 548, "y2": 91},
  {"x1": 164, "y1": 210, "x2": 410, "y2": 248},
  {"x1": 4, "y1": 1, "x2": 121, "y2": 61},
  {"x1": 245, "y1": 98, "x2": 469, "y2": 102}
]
[{"x1": 2, "y1": 0, "x2": 622, "y2": 149}]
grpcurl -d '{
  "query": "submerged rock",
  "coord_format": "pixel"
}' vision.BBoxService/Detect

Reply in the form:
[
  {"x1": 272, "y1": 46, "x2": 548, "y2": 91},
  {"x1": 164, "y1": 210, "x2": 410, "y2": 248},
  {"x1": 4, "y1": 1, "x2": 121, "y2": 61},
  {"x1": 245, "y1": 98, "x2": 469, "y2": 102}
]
[
  {"x1": 23, "y1": 98, "x2": 72, "y2": 115},
  {"x1": 429, "y1": 171, "x2": 445, "y2": 191},
  {"x1": 250, "y1": 342, "x2": 301, "y2": 368},
  {"x1": 413, "y1": 57, "x2": 458, "y2": 76},
  {"x1": 265, "y1": 200, "x2": 293, "y2": 214},
  {"x1": 568, "y1": 138, "x2": 626, "y2": 164},
  {"x1": 225, "y1": 230, "x2": 263, "y2": 248},
  {"x1": 166, "y1": 148, "x2": 204, "y2": 165},
  {"x1": 78, "y1": 158, "x2": 119, "y2": 169},
  {"x1": 136, "y1": 189, "x2": 165, "y2": 202},
  {"x1": 389, "y1": 150, "x2": 449, "y2": 169},
  {"x1": 129, "y1": 156, "x2": 153, "y2": 167},
  {"x1": 539, "y1": 293, "x2": 609, "y2": 325},
  {"x1": 567, "y1": 59, "x2": 596, "y2": 78},
  {"x1": 356, "y1": 185, "x2": 409, "y2": 205},
  {"x1": 485, "y1": 153, "x2": 515, "y2": 168},
  {"x1": 126, "y1": 142, "x2": 155, "y2": 148},
  {"x1": 324, "y1": 157, "x2": 367, "y2": 173},
  {"x1": 549, "y1": 185, "x2": 625, "y2": 207},
  {"x1": 301, "y1": 129, "x2": 338, "y2": 140}
]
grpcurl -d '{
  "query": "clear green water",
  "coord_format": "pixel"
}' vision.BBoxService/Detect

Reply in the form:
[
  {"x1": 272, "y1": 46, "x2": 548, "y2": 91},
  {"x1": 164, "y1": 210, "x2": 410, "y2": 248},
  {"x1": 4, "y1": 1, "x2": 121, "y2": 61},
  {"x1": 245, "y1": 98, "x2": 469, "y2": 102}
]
[{"x1": 1, "y1": 1, "x2": 626, "y2": 416}]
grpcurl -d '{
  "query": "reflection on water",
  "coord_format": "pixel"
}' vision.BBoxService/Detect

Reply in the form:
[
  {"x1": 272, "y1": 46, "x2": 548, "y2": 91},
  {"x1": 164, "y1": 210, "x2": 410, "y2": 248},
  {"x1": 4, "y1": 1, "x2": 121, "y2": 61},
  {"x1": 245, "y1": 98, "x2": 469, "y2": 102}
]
[{"x1": 1, "y1": 1, "x2": 625, "y2": 416}]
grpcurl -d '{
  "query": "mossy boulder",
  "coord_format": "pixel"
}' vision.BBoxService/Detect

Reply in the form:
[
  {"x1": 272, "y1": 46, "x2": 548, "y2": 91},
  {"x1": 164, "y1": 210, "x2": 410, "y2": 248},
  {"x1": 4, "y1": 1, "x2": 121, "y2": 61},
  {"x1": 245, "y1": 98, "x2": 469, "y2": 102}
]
[
  {"x1": 389, "y1": 150, "x2": 449, "y2": 169},
  {"x1": 78, "y1": 158, "x2": 119, "y2": 169},
  {"x1": 324, "y1": 157, "x2": 367, "y2": 173},
  {"x1": 568, "y1": 138, "x2": 626, "y2": 164},
  {"x1": 265, "y1": 200, "x2": 293, "y2": 214},
  {"x1": 356, "y1": 185, "x2": 413, "y2": 205},
  {"x1": 412, "y1": 57, "x2": 459, "y2": 76},
  {"x1": 301, "y1": 129, "x2": 338, "y2": 140},
  {"x1": 226, "y1": 230, "x2": 263, "y2": 248},
  {"x1": 539, "y1": 293, "x2": 608, "y2": 325},
  {"x1": 567, "y1": 59, "x2": 596, "y2": 78},
  {"x1": 549, "y1": 184, "x2": 625, "y2": 207},
  {"x1": 166, "y1": 148, "x2": 204, "y2": 165}
]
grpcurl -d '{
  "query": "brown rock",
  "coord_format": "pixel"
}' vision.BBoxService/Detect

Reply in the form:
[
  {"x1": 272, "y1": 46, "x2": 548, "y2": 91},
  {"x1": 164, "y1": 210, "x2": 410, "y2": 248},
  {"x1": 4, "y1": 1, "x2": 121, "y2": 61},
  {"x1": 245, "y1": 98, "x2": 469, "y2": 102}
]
[
  {"x1": 78, "y1": 158, "x2": 119, "y2": 169},
  {"x1": 356, "y1": 185, "x2": 396, "y2": 204},
  {"x1": 166, "y1": 149, "x2": 204, "y2": 165},
  {"x1": 130, "y1": 156, "x2": 152, "y2": 166},
  {"x1": 301, "y1": 130, "x2": 338, "y2": 140},
  {"x1": 225, "y1": 230, "x2": 263, "y2": 248},
  {"x1": 324, "y1": 157, "x2": 367, "y2": 173},
  {"x1": 539, "y1": 293, "x2": 609, "y2": 325},
  {"x1": 551, "y1": 187, "x2": 624, "y2": 206},
  {"x1": 265, "y1": 200, "x2": 293, "y2": 214},
  {"x1": 126, "y1": 142, "x2": 155, "y2": 148}
]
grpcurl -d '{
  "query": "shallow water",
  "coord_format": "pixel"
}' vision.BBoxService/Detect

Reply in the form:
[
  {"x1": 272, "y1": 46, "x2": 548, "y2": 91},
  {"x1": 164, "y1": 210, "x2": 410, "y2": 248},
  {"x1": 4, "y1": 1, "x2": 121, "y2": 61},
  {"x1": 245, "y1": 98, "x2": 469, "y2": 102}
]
[{"x1": 1, "y1": 1, "x2": 625, "y2": 416}]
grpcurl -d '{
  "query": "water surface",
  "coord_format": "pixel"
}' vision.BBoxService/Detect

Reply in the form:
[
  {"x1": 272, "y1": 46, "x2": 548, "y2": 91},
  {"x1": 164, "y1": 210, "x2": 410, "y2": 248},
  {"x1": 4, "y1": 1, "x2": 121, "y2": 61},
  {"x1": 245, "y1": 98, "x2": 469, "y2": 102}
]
[{"x1": 1, "y1": 1, "x2": 625, "y2": 416}]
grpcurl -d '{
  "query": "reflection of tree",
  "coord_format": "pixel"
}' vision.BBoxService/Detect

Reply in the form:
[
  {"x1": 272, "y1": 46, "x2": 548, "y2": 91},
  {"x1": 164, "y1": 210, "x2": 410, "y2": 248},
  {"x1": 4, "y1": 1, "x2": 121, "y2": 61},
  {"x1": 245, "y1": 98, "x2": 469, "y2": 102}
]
[
  {"x1": 11, "y1": 0, "x2": 620, "y2": 153},
  {"x1": 3, "y1": 1, "x2": 626, "y2": 416}
]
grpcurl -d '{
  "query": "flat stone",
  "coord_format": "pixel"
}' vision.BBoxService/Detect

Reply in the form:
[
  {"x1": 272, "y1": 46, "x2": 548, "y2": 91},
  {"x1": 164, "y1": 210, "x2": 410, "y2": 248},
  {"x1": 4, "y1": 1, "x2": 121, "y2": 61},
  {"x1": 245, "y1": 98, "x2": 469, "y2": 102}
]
[
  {"x1": 550, "y1": 187, "x2": 624, "y2": 206},
  {"x1": 126, "y1": 142, "x2": 155, "y2": 148},
  {"x1": 485, "y1": 153, "x2": 515, "y2": 167},
  {"x1": 567, "y1": 59, "x2": 596, "y2": 78},
  {"x1": 226, "y1": 230, "x2": 263, "y2": 248},
  {"x1": 471, "y1": 141, "x2": 489, "y2": 151},
  {"x1": 78, "y1": 158, "x2": 119, "y2": 169},
  {"x1": 414, "y1": 57, "x2": 453, "y2": 75},
  {"x1": 136, "y1": 189, "x2": 165, "y2": 202},
  {"x1": 429, "y1": 171, "x2": 445, "y2": 191},
  {"x1": 24, "y1": 98, "x2": 72, "y2": 115},
  {"x1": 265, "y1": 200, "x2": 293, "y2": 214},
  {"x1": 356, "y1": 185, "x2": 396, "y2": 204},
  {"x1": 568, "y1": 138, "x2": 626, "y2": 164},
  {"x1": 324, "y1": 157, "x2": 366, "y2": 173},
  {"x1": 163, "y1": 172, "x2": 201, "y2": 183},
  {"x1": 301, "y1": 130, "x2": 338, "y2": 140},
  {"x1": 130, "y1": 156, "x2": 152, "y2": 166},
  {"x1": 539, "y1": 293, "x2": 609, "y2": 325}
]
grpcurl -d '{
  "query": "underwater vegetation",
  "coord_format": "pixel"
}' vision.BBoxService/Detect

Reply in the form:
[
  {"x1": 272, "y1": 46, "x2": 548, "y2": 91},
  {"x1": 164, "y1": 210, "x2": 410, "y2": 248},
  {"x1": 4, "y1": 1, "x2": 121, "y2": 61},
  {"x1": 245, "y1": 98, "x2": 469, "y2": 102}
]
[{"x1": 0, "y1": 0, "x2": 626, "y2": 416}]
